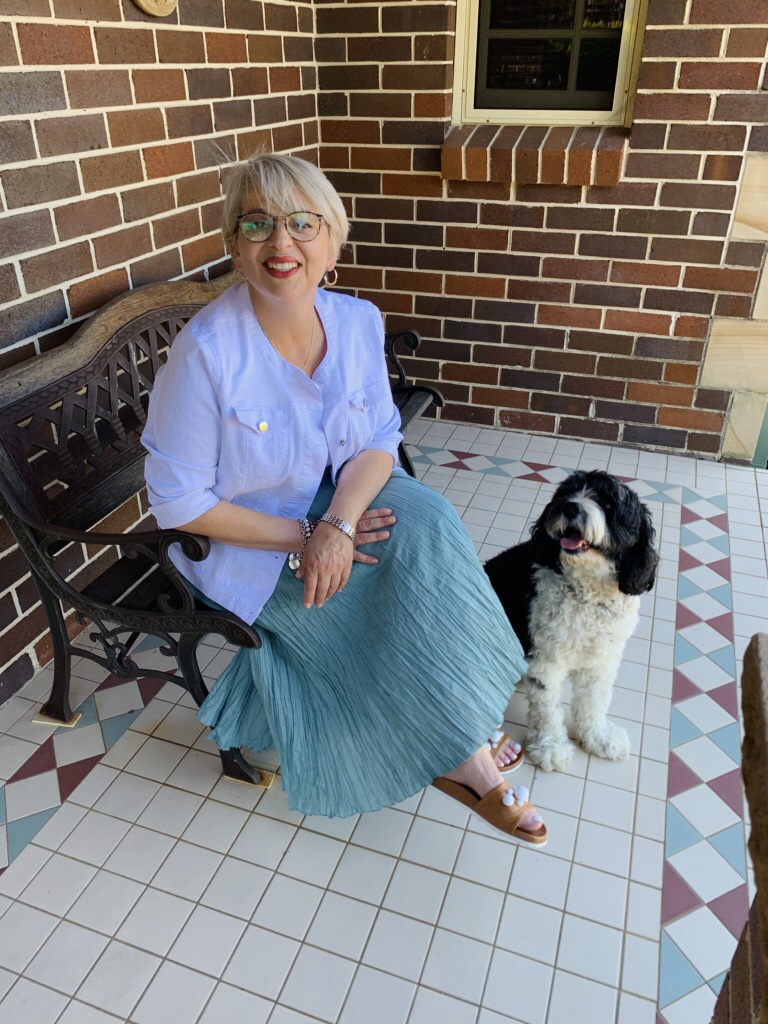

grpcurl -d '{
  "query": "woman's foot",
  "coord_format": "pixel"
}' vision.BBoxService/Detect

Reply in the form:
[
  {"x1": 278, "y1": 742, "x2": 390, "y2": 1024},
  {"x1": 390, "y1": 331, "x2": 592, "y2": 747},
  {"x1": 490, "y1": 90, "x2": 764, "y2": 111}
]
[
  {"x1": 488, "y1": 728, "x2": 523, "y2": 772},
  {"x1": 444, "y1": 744, "x2": 544, "y2": 833}
]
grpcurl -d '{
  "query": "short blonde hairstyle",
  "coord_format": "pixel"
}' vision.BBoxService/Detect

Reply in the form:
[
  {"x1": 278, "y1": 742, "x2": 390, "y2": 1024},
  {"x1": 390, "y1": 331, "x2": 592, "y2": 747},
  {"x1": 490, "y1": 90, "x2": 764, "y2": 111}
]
[{"x1": 221, "y1": 152, "x2": 350, "y2": 260}]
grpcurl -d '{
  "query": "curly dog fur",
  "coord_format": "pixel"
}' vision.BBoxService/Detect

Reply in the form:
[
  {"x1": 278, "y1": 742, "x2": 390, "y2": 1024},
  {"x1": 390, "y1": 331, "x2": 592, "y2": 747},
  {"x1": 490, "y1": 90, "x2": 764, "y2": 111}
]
[{"x1": 485, "y1": 470, "x2": 659, "y2": 772}]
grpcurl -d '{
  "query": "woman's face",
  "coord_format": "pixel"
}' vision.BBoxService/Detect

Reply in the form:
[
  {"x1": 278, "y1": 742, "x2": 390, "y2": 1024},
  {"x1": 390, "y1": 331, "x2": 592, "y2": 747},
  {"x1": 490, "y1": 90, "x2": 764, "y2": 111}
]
[{"x1": 232, "y1": 190, "x2": 335, "y2": 308}]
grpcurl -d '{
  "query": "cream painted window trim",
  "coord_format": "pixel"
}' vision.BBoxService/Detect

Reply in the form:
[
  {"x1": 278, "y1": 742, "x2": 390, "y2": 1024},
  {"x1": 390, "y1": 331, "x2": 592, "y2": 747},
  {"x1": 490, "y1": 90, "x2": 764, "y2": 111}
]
[{"x1": 452, "y1": 0, "x2": 649, "y2": 129}]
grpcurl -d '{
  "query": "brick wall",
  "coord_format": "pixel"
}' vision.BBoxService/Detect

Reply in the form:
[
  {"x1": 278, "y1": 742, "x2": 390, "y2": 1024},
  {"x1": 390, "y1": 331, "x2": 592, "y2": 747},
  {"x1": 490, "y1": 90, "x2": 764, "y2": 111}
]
[
  {"x1": 0, "y1": 0, "x2": 316, "y2": 700},
  {"x1": 315, "y1": 0, "x2": 768, "y2": 456},
  {"x1": 712, "y1": 634, "x2": 768, "y2": 1023}
]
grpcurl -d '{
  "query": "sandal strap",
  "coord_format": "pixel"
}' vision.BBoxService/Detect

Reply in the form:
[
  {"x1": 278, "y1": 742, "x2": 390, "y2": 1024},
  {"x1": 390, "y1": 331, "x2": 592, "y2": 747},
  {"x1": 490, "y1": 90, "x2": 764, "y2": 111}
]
[{"x1": 475, "y1": 782, "x2": 532, "y2": 831}]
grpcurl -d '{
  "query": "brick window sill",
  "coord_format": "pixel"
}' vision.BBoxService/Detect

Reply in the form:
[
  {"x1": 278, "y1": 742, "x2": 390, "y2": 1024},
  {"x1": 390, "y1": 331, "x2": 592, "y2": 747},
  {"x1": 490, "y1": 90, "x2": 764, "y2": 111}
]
[{"x1": 441, "y1": 124, "x2": 629, "y2": 187}]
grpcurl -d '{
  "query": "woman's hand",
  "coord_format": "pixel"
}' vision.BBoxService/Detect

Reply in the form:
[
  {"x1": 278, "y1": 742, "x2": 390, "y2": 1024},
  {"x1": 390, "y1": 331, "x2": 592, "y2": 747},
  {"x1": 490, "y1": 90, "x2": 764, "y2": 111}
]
[{"x1": 296, "y1": 507, "x2": 396, "y2": 608}]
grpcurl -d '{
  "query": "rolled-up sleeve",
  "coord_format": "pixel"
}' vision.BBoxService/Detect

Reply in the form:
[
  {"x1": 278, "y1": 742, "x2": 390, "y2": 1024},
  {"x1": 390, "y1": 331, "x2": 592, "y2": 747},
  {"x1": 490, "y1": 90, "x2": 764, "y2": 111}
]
[
  {"x1": 362, "y1": 307, "x2": 403, "y2": 464},
  {"x1": 142, "y1": 331, "x2": 223, "y2": 529}
]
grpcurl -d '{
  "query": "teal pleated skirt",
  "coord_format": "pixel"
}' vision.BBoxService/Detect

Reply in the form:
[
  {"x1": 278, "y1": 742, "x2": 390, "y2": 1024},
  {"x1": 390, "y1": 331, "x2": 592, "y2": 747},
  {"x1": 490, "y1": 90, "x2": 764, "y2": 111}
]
[{"x1": 196, "y1": 469, "x2": 527, "y2": 817}]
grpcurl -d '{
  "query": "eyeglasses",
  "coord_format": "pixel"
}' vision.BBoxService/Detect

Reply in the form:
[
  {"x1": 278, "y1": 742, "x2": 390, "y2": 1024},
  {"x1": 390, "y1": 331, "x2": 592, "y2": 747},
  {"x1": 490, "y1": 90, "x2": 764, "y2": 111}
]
[{"x1": 236, "y1": 210, "x2": 325, "y2": 243}]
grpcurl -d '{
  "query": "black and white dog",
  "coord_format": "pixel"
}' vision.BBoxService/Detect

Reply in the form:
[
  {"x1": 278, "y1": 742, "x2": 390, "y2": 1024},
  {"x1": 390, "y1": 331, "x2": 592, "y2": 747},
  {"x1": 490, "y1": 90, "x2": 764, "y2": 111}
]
[{"x1": 485, "y1": 470, "x2": 659, "y2": 772}]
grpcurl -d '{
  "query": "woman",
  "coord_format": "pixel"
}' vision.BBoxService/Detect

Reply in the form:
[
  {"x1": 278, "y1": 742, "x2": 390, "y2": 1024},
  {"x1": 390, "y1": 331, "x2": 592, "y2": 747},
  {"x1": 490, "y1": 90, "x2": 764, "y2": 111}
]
[{"x1": 142, "y1": 152, "x2": 546, "y2": 844}]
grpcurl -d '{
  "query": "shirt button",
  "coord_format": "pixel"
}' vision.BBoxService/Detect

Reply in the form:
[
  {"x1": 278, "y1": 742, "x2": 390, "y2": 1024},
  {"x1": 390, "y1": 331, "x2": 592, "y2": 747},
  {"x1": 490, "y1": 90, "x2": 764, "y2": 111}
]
[
  {"x1": 339, "y1": 438, "x2": 346, "y2": 446},
  {"x1": 258, "y1": 421, "x2": 268, "y2": 432},
  {"x1": 362, "y1": 398, "x2": 368, "y2": 408}
]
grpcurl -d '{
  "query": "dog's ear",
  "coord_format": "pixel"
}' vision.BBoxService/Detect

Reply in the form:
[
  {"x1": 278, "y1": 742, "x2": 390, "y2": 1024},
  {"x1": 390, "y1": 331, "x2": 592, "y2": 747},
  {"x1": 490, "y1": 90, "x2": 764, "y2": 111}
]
[
  {"x1": 617, "y1": 502, "x2": 659, "y2": 595},
  {"x1": 529, "y1": 515, "x2": 560, "y2": 568}
]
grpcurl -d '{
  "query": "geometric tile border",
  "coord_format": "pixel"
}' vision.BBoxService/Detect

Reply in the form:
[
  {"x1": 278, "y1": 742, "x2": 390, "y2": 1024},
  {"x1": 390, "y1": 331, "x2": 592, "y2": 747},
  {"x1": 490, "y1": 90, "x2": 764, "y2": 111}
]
[
  {"x1": 407, "y1": 445, "x2": 745, "y2": 1023},
  {"x1": 0, "y1": 439, "x2": 750, "y2": 1023}
]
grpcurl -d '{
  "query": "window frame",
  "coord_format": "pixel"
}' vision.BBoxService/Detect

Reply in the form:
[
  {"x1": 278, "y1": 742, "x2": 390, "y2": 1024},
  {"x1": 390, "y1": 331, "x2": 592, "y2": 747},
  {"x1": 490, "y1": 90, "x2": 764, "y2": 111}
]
[{"x1": 452, "y1": 0, "x2": 650, "y2": 128}]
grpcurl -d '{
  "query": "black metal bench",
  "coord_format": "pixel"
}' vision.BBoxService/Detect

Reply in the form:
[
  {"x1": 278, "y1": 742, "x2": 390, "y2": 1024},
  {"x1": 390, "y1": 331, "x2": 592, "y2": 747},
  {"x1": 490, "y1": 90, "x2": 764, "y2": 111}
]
[{"x1": 0, "y1": 277, "x2": 443, "y2": 787}]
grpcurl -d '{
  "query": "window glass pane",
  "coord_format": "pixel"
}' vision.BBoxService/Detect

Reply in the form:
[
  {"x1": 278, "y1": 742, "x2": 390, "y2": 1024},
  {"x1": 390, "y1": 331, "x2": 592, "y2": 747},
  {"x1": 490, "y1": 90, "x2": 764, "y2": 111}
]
[
  {"x1": 485, "y1": 38, "x2": 572, "y2": 91},
  {"x1": 583, "y1": 0, "x2": 625, "y2": 29},
  {"x1": 489, "y1": 0, "x2": 576, "y2": 31},
  {"x1": 576, "y1": 37, "x2": 621, "y2": 92}
]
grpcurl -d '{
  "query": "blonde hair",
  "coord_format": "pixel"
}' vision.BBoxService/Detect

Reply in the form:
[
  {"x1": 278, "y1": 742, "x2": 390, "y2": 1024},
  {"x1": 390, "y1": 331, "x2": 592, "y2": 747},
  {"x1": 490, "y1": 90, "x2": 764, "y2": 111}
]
[{"x1": 221, "y1": 152, "x2": 349, "y2": 259}]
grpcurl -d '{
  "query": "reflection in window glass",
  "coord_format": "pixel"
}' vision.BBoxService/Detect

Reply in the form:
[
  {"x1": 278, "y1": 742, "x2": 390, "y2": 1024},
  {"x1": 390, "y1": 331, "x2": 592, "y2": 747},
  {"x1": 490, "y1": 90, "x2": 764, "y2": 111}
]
[
  {"x1": 489, "y1": 0, "x2": 576, "y2": 30},
  {"x1": 576, "y1": 37, "x2": 621, "y2": 94},
  {"x1": 583, "y1": 0, "x2": 625, "y2": 29},
  {"x1": 486, "y1": 38, "x2": 572, "y2": 91}
]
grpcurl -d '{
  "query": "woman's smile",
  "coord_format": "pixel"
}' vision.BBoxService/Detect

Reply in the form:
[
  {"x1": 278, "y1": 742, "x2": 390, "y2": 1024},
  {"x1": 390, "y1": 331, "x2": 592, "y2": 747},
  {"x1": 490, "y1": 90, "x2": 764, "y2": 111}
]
[{"x1": 263, "y1": 257, "x2": 302, "y2": 278}]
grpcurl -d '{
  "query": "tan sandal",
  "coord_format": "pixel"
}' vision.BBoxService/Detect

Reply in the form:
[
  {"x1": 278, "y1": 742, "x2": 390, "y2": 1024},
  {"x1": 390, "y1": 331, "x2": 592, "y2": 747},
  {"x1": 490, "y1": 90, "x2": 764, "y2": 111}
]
[
  {"x1": 431, "y1": 777, "x2": 547, "y2": 846},
  {"x1": 487, "y1": 727, "x2": 524, "y2": 774}
]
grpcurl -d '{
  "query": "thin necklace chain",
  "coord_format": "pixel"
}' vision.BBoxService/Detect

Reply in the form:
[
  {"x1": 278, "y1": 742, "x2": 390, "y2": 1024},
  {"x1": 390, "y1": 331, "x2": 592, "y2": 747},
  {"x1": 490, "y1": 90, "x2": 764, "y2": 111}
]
[{"x1": 259, "y1": 309, "x2": 316, "y2": 375}]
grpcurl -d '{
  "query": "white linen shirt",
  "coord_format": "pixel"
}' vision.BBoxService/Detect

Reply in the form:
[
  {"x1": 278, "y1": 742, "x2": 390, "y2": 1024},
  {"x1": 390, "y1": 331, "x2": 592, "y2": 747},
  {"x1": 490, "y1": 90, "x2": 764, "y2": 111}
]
[{"x1": 142, "y1": 283, "x2": 403, "y2": 622}]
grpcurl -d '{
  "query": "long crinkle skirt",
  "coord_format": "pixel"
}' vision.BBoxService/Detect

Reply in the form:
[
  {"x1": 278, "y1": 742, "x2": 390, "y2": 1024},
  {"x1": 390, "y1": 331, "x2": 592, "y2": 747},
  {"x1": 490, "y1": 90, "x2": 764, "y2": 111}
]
[{"x1": 196, "y1": 469, "x2": 528, "y2": 817}]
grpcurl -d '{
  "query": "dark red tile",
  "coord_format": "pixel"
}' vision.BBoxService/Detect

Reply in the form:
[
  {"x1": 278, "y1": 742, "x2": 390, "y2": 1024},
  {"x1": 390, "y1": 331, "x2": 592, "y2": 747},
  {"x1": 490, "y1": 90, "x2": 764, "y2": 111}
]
[
  {"x1": 708, "y1": 769, "x2": 744, "y2": 817},
  {"x1": 137, "y1": 677, "x2": 167, "y2": 705},
  {"x1": 709, "y1": 884, "x2": 749, "y2": 940},
  {"x1": 667, "y1": 750, "x2": 704, "y2": 798},
  {"x1": 57, "y1": 754, "x2": 104, "y2": 802},
  {"x1": 681, "y1": 506, "x2": 700, "y2": 524},
  {"x1": 709, "y1": 558, "x2": 731, "y2": 581},
  {"x1": 679, "y1": 550, "x2": 702, "y2": 572},
  {"x1": 676, "y1": 604, "x2": 702, "y2": 630},
  {"x1": 672, "y1": 670, "x2": 702, "y2": 703},
  {"x1": 708, "y1": 513, "x2": 729, "y2": 531},
  {"x1": 662, "y1": 860, "x2": 704, "y2": 925},
  {"x1": 708, "y1": 612, "x2": 734, "y2": 641},
  {"x1": 708, "y1": 683, "x2": 739, "y2": 719},
  {"x1": 8, "y1": 737, "x2": 57, "y2": 783}
]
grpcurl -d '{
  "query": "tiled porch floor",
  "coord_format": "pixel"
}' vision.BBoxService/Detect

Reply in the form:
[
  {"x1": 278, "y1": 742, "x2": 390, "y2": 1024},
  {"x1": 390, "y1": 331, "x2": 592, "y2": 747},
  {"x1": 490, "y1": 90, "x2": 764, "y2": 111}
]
[{"x1": 0, "y1": 423, "x2": 766, "y2": 1024}]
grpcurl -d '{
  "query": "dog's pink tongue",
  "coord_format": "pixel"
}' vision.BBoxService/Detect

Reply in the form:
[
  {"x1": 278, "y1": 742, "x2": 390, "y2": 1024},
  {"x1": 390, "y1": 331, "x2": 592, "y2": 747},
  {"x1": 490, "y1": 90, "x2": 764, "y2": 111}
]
[{"x1": 560, "y1": 536, "x2": 583, "y2": 550}]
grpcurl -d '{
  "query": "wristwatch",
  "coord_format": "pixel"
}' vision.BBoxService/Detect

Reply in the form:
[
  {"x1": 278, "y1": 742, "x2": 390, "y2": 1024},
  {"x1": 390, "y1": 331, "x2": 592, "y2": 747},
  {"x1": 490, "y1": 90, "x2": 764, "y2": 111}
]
[{"x1": 319, "y1": 512, "x2": 356, "y2": 542}]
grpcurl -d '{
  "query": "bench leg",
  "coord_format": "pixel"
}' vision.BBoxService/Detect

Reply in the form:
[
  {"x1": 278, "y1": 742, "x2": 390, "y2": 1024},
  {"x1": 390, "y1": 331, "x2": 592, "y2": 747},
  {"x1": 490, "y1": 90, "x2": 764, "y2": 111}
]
[
  {"x1": 219, "y1": 747, "x2": 275, "y2": 789},
  {"x1": 36, "y1": 585, "x2": 81, "y2": 727}
]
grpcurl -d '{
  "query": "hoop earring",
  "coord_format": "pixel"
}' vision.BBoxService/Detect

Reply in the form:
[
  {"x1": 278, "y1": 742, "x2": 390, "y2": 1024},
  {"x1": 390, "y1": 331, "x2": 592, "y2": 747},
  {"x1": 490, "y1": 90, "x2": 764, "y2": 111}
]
[
  {"x1": 232, "y1": 267, "x2": 246, "y2": 284},
  {"x1": 323, "y1": 267, "x2": 339, "y2": 288}
]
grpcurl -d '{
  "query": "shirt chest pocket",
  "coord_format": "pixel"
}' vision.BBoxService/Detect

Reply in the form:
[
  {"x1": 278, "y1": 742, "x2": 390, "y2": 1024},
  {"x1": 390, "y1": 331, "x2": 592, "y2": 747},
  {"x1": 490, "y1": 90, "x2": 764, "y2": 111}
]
[
  {"x1": 345, "y1": 378, "x2": 389, "y2": 453},
  {"x1": 231, "y1": 404, "x2": 292, "y2": 491}
]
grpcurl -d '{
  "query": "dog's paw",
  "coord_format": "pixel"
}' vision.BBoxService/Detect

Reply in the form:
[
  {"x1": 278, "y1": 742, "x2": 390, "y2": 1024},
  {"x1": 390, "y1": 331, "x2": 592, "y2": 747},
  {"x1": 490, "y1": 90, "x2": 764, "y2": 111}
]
[
  {"x1": 525, "y1": 732, "x2": 574, "y2": 773},
  {"x1": 578, "y1": 720, "x2": 631, "y2": 761}
]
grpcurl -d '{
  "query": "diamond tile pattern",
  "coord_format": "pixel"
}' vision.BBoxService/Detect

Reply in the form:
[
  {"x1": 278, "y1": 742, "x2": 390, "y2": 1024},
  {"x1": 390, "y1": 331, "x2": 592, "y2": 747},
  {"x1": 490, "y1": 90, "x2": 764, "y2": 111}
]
[{"x1": 0, "y1": 425, "x2": 762, "y2": 1024}]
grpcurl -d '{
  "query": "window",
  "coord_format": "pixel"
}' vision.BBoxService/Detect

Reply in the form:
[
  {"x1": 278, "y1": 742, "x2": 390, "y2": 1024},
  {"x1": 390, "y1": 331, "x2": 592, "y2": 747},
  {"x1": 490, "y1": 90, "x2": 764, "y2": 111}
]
[{"x1": 453, "y1": 0, "x2": 649, "y2": 127}]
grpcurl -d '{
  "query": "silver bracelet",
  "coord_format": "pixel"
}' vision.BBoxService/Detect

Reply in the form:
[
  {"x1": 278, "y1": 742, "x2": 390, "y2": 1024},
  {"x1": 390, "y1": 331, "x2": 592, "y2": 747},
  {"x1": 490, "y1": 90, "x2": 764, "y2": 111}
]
[
  {"x1": 288, "y1": 518, "x2": 316, "y2": 570},
  {"x1": 319, "y1": 512, "x2": 356, "y2": 542}
]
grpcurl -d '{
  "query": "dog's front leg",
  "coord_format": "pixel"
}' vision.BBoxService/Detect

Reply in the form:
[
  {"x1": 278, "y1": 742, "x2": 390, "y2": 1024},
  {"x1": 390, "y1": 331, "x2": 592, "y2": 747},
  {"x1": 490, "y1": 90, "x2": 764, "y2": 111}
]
[
  {"x1": 523, "y1": 660, "x2": 573, "y2": 772},
  {"x1": 570, "y1": 664, "x2": 631, "y2": 761}
]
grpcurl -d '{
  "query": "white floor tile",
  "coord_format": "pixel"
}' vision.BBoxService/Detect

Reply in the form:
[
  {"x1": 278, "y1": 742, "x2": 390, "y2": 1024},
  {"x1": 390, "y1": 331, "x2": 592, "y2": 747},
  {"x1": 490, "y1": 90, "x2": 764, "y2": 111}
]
[
  {"x1": 305, "y1": 891, "x2": 377, "y2": 960},
  {"x1": 150, "y1": 840, "x2": 222, "y2": 901},
  {"x1": 401, "y1": 815, "x2": 464, "y2": 873},
  {"x1": 251, "y1": 874, "x2": 324, "y2": 940},
  {"x1": 666, "y1": 906, "x2": 737, "y2": 981},
  {"x1": 200, "y1": 856, "x2": 271, "y2": 920},
  {"x1": 350, "y1": 806, "x2": 412, "y2": 856},
  {"x1": 547, "y1": 969, "x2": 617, "y2": 1024},
  {"x1": 279, "y1": 945, "x2": 357, "y2": 1021},
  {"x1": 382, "y1": 860, "x2": 449, "y2": 924},
  {"x1": 495, "y1": 893, "x2": 563, "y2": 965},
  {"x1": 0, "y1": 901, "x2": 58, "y2": 971},
  {"x1": 229, "y1": 812, "x2": 297, "y2": 870},
  {"x1": 66, "y1": 869, "x2": 144, "y2": 935},
  {"x1": 223, "y1": 925, "x2": 299, "y2": 1000},
  {"x1": 408, "y1": 987, "x2": 477, "y2": 1024},
  {"x1": 621, "y1": 933, "x2": 659, "y2": 998},
  {"x1": 56, "y1": 1000, "x2": 124, "y2": 1024},
  {"x1": 483, "y1": 948, "x2": 553, "y2": 1022},
  {"x1": 438, "y1": 876, "x2": 505, "y2": 944},
  {"x1": 25, "y1": 919, "x2": 109, "y2": 995},
  {"x1": 117, "y1": 886, "x2": 194, "y2": 955},
  {"x1": 566, "y1": 863, "x2": 627, "y2": 929},
  {"x1": 132, "y1": 961, "x2": 216, "y2": 1024},
  {"x1": 330, "y1": 844, "x2": 397, "y2": 905},
  {"x1": 421, "y1": 928, "x2": 492, "y2": 1003},
  {"x1": 338, "y1": 964, "x2": 415, "y2": 1024},
  {"x1": 278, "y1": 828, "x2": 345, "y2": 887},
  {"x1": 626, "y1": 881, "x2": 662, "y2": 941},
  {"x1": 181, "y1": 798, "x2": 248, "y2": 854},
  {"x1": 508, "y1": 846, "x2": 570, "y2": 910},
  {"x1": 574, "y1": 819, "x2": 632, "y2": 877},
  {"x1": 557, "y1": 914, "x2": 622, "y2": 986},
  {"x1": 59, "y1": 811, "x2": 130, "y2": 866},
  {"x1": 102, "y1": 823, "x2": 175, "y2": 883},
  {"x1": 76, "y1": 940, "x2": 161, "y2": 1019},
  {"x1": 198, "y1": 982, "x2": 272, "y2": 1024},
  {"x1": 453, "y1": 831, "x2": 516, "y2": 891},
  {"x1": 136, "y1": 785, "x2": 204, "y2": 836},
  {"x1": 362, "y1": 908, "x2": 433, "y2": 981},
  {"x1": 0, "y1": 977, "x2": 68, "y2": 1024},
  {"x1": 31, "y1": 801, "x2": 87, "y2": 851},
  {"x1": 93, "y1": 771, "x2": 161, "y2": 822}
]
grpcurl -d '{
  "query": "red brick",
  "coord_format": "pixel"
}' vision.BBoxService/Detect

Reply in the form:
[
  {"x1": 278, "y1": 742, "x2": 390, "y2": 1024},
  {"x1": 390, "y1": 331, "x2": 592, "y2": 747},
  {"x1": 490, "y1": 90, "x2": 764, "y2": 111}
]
[
  {"x1": 94, "y1": 224, "x2": 152, "y2": 269},
  {"x1": 567, "y1": 127, "x2": 600, "y2": 185},
  {"x1": 659, "y1": 407, "x2": 723, "y2": 431},
  {"x1": 352, "y1": 147, "x2": 411, "y2": 172},
  {"x1": 386, "y1": 269, "x2": 443, "y2": 294},
  {"x1": 81, "y1": 151, "x2": 144, "y2": 193},
  {"x1": 727, "y1": 28, "x2": 768, "y2": 57},
  {"x1": 133, "y1": 68, "x2": 186, "y2": 103},
  {"x1": 679, "y1": 60, "x2": 761, "y2": 90},
  {"x1": 68, "y1": 268, "x2": 130, "y2": 318},
  {"x1": 598, "y1": 357, "x2": 664, "y2": 381},
  {"x1": 543, "y1": 257, "x2": 610, "y2": 282},
  {"x1": 508, "y1": 279, "x2": 571, "y2": 303},
  {"x1": 156, "y1": 30, "x2": 206, "y2": 65},
  {"x1": 611, "y1": 262, "x2": 681, "y2": 286},
  {"x1": 446, "y1": 274, "x2": 506, "y2": 298},
  {"x1": 642, "y1": 28, "x2": 723, "y2": 57},
  {"x1": 580, "y1": 233, "x2": 648, "y2": 260},
  {"x1": 540, "y1": 127, "x2": 574, "y2": 185},
  {"x1": 472, "y1": 387, "x2": 529, "y2": 410},
  {"x1": 144, "y1": 141, "x2": 195, "y2": 180},
  {"x1": 0, "y1": 21, "x2": 18, "y2": 65},
  {"x1": 665, "y1": 363, "x2": 700, "y2": 384},
  {"x1": 633, "y1": 93, "x2": 712, "y2": 121},
  {"x1": 515, "y1": 126, "x2": 548, "y2": 185},
  {"x1": 206, "y1": 31, "x2": 248, "y2": 64},
  {"x1": 628, "y1": 381, "x2": 694, "y2": 406},
  {"x1": 676, "y1": 315, "x2": 710, "y2": 338},
  {"x1": 108, "y1": 108, "x2": 166, "y2": 148},
  {"x1": 21, "y1": 242, "x2": 92, "y2": 292},
  {"x1": 537, "y1": 304, "x2": 602, "y2": 329},
  {"x1": 35, "y1": 114, "x2": 107, "y2": 158},
  {"x1": 691, "y1": 0, "x2": 768, "y2": 23},
  {"x1": 94, "y1": 27, "x2": 156, "y2": 65},
  {"x1": 684, "y1": 267, "x2": 759, "y2": 293},
  {"x1": 446, "y1": 226, "x2": 508, "y2": 251},
  {"x1": 153, "y1": 209, "x2": 201, "y2": 249},
  {"x1": 18, "y1": 23, "x2": 94, "y2": 64},
  {"x1": 499, "y1": 409, "x2": 556, "y2": 433},
  {"x1": 66, "y1": 69, "x2": 131, "y2": 108},
  {"x1": 2, "y1": 161, "x2": 80, "y2": 209},
  {"x1": 604, "y1": 310, "x2": 672, "y2": 335},
  {"x1": 182, "y1": 232, "x2": 225, "y2": 271},
  {"x1": 534, "y1": 349, "x2": 597, "y2": 374},
  {"x1": 512, "y1": 230, "x2": 576, "y2": 255}
]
